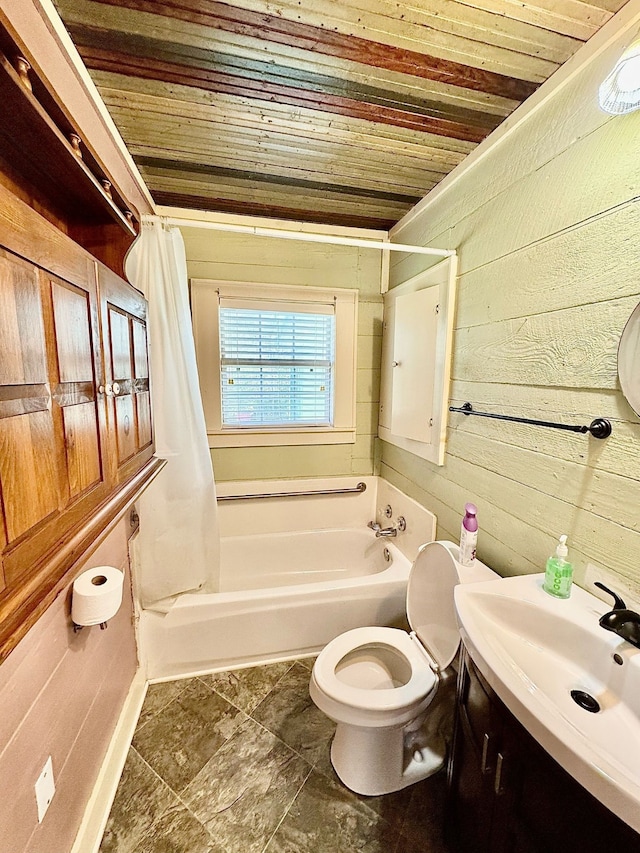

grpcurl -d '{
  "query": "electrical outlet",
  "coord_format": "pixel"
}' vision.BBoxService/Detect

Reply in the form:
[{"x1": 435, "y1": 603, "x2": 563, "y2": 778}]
[{"x1": 35, "y1": 756, "x2": 55, "y2": 822}]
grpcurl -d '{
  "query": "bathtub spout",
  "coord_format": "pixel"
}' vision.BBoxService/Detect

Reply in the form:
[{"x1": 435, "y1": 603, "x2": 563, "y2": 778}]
[{"x1": 368, "y1": 518, "x2": 406, "y2": 538}]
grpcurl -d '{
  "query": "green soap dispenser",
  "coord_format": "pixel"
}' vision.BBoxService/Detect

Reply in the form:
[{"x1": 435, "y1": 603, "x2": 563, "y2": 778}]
[{"x1": 543, "y1": 534, "x2": 573, "y2": 599}]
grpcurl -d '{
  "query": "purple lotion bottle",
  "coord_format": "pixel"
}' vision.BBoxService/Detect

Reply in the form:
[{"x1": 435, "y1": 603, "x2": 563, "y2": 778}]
[{"x1": 459, "y1": 503, "x2": 478, "y2": 566}]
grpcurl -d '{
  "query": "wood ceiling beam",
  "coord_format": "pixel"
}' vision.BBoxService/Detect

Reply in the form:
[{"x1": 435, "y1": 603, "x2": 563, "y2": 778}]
[
  {"x1": 79, "y1": 46, "x2": 491, "y2": 143},
  {"x1": 151, "y1": 190, "x2": 400, "y2": 230},
  {"x1": 87, "y1": 0, "x2": 538, "y2": 101},
  {"x1": 135, "y1": 156, "x2": 423, "y2": 204},
  {"x1": 66, "y1": 23, "x2": 502, "y2": 132}
]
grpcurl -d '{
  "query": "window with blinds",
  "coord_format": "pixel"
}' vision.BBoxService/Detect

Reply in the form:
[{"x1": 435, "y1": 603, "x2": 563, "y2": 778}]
[
  {"x1": 190, "y1": 279, "x2": 357, "y2": 447},
  {"x1": 219, "y1": 301, "x2": 335, "y2": 428}
]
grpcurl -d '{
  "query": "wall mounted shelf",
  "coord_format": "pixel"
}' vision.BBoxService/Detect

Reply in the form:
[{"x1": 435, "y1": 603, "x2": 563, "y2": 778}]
[{"x1": 0, "y1": 50, "x2": 135, "y2": 236}]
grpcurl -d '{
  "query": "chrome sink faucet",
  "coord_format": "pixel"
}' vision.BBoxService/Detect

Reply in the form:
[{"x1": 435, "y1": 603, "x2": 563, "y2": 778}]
[
  {"x1": 368, "y1": 517, "x2": 406, "y2": 538},
  {"x1": 595, "y1": 582, "x2": 640, "y2": 650}
]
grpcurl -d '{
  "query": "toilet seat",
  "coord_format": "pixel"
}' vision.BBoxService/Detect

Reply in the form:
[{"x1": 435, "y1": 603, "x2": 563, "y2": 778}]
[
  {"x1": 313, "y1": 625, "x2": 437, "y2": 712},
  {"x1": 312, "y1": 542, "x2": 462, "y2": 718},
  {"x1": 406, "y1": 540, "x2": 462, "y2": 671},
  {"x1": 309, "y1": 540, "x2": 487, "y2": 796}
]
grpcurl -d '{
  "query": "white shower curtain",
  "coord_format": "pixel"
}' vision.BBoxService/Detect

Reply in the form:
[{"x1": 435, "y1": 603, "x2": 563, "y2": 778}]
[{"x1": 125, "y1": 216, "x2": 219, "y2": 609}]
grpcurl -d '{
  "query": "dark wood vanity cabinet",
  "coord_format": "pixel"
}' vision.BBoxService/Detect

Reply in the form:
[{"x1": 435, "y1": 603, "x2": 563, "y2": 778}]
[{"x1": 447, "y1": 648, "x2": 640, "y2": 853}]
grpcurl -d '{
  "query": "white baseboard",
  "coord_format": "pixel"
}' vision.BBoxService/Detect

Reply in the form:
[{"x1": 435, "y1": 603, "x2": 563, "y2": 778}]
[{"x1": 71, "y1": 669, "x2": 148, "y2": 853}]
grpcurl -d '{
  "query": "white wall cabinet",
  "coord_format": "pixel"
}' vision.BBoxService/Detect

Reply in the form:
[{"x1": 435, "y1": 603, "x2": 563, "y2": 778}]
[{"x1": 379, "y1": 257, "x2": 457, "y2": 465}]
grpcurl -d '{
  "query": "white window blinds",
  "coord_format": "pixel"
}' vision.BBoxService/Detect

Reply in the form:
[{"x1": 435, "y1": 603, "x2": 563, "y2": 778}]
[{"x1": 219, "y1": 299, "x2": 336, "y2": 428}]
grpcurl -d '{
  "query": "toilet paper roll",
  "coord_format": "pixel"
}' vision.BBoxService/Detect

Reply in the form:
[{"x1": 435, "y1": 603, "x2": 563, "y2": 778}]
[{"x1": 71, "y1": 565, "x2": 124, "y2": 626}]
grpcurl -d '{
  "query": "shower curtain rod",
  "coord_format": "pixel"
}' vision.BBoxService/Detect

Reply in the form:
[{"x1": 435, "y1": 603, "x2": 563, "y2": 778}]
[{"x1": 162, "y1": 216, "x2": 455, "y2": 257}]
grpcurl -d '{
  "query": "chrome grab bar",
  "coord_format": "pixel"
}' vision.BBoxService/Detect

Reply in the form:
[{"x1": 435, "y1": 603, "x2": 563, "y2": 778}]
[{"x1": 217, "y1": 482, "x2": 367, "y2": 502}]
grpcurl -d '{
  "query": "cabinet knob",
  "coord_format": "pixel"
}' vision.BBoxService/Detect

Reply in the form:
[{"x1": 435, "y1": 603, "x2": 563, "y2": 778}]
[
  {"x1": 392, "y1": 360, "x2": 401, "y2": 367},
  {"x1": 112, "y1": 382, "x2": 121, "y2": 396},
  {"x1": 104, "y1": 383, "x2": 113, "y2": 396},
  {"x1": 98, "y1": 384, "x2": 105, "y2": 395}
]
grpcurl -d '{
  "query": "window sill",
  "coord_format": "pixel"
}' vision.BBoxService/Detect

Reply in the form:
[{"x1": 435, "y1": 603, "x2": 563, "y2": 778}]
[{"x1": 207, "y1": 428, "x2": 356, "y2": 448}]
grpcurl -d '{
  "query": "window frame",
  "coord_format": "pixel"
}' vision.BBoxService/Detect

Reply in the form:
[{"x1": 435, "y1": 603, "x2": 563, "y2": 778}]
[{"x1": 191, "y1": 279, "x2": 358, "y2": 447}]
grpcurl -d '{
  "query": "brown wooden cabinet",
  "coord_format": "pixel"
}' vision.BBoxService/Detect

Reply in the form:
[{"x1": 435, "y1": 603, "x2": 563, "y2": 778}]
[
  {"x1": 447, "y1": 648, "x2": 640, "y2": 852},
  {"x1": 0, "y1": 15, "x2": 161, "y2": 664},
  {"x1": 0, "y1": 181, "x2": 161, "y2": 663}
]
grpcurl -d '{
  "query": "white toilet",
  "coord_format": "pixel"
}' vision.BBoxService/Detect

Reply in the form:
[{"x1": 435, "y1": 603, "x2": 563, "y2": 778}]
[{"x1": 309, "y1": 540, "x2": 486, "y2": 796}]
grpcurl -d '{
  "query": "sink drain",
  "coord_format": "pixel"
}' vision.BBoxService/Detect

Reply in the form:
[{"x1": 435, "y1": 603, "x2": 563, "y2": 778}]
[{"x1": 570, "y1": 690, "x2": 600, "y2": 713}]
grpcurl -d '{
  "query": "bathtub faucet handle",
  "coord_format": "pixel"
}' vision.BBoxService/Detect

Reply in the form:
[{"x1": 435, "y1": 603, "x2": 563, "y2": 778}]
[{"x1": 368, "y1": 518, "x2": 404, "y2": 538}]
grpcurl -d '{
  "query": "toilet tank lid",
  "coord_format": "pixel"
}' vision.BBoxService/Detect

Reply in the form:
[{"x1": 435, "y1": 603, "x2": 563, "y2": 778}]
[{"x1": 406, "y1": 541, "x2": 461, "y2": 671}]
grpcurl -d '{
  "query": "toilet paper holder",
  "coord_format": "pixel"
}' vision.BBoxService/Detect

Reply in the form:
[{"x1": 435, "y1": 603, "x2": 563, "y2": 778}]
[
  {"x1": 71, "y1": 565, "x2": 124, "y2": 632},
  {"x1": 73, "y1": 621, "x2": 108, "y2": 633}
]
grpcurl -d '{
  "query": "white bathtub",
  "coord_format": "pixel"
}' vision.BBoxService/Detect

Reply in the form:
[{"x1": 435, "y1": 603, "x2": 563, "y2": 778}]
[
  {"x1": 220, "y1": 529, "x2": 396, "y2": 591},
  {"x1": 138, "y1": 477, "x2": 437, "y2": 681}
]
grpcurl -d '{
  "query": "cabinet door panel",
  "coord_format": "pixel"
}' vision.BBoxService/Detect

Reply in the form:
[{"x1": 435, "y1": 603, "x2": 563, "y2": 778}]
[
  {"x1": 132, "y1": 318, "x2": 148, "y2": 379},
  {"x1": 51, "y1": 280, "x2": 95, "y2": 382},
  {"x1": 49, "y1": 275, "x2": 105, "y2": 504},
  {"x1": 0, "y1": 410, "x2": 59, "y2": 546},
  {"x1": 0, "y1": 254, "x2": 47, "y2": 385},
  {"x1": 98, "y1": 262, "x2": 153, "y2": 486},
  {"x1": 390, "y1": 288, "x2": 438, "y2": 443},
  {"x1": 108, "y1": 306, "x2": 136, "y2": 463},
  {"x1": 0, "y1": 251, "x2": 62, "y2": 559},
  {"x1": 132, "y1": 318, "x2": 152, "y2": 450},
  {"x1": 114, "y1": 394, "x2": 136, "y2": 463},
  {"x1": 62, "y1": 401, "x2": 102, "y2": 497},
  {"x1": 464, "y1": 658, "x2": 495, "y2": 753},
  {"x1": 448, "y1": 654, "x2": 496, "y2": 853},
  {"x1": 109, "y1": 306, "x2": 132, "y2": 382},
  {"x1": 135, "y1": 391, "x2": 152, "y2": 450}
]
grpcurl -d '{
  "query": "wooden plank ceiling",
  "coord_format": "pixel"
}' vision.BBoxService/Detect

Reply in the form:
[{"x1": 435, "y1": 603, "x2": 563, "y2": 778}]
[{"x1": 54, "y1": 0, "x2": 626, "y2": 230}]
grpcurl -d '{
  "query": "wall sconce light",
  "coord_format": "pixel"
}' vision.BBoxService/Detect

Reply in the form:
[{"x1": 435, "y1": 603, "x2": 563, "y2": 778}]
[{"x1": 599, "y1": 36, "x2": 640, "y2": 114}]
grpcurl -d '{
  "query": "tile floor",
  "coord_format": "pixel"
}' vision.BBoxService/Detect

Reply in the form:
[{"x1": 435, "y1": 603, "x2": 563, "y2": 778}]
[{"x1": 100, "y1": 659, "x2": 452, "y2": 853}]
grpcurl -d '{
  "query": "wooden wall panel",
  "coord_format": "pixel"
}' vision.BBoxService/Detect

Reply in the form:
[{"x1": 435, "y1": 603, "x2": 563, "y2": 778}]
[
  {"x1": 181, "y1": 225, "x2": 383, "y2": 480},
  {"x1": 0, "y1": 519, "x2": 136, "y2": 853},
  {"x1": 385, "y1": 22, "x2": 640, "y2": 595},
  {"x1": 390, "y1": 35, "x2": 632, "y2": 272},
  {"x1": 53, "y1": 0, "x2": 624, "y2": 227}
]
